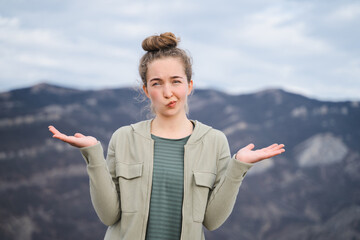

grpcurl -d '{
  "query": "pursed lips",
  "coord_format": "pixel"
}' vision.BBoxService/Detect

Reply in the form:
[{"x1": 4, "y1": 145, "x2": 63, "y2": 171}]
[{"x1": 167, "y1": 101, "x2": 176, "y2": 106}]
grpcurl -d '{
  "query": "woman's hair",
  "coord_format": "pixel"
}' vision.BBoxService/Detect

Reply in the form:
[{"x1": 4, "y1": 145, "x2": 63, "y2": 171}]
[{"x1": 138, "y1": 32, "x2": 193, "y2": 116}]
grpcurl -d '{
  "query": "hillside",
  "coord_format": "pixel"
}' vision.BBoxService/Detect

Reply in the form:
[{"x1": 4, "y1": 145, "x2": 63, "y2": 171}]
[{"x1": 0, "y1": 83, "x2": 359, "y2": 240}]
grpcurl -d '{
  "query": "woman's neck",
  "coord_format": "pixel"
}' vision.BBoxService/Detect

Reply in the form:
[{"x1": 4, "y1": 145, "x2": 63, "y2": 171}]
[{"x1": 151, "y1": 114, "x2": 193, "y2": 139}]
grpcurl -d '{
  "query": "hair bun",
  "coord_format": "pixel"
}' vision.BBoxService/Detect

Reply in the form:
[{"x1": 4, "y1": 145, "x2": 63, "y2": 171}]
[{"x1": 142, "y1": 32, "x2": 179, "y2": 52}]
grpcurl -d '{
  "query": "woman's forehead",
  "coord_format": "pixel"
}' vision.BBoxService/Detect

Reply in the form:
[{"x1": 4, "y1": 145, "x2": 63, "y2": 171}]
[{"x1": 147, "y1": 58, "x2": 186, "y2": 76}]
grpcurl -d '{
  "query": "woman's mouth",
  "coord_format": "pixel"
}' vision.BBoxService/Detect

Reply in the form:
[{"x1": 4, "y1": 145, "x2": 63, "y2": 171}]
[{"x1": 167, "y1": 101, "x2": 177, "y2": 107}]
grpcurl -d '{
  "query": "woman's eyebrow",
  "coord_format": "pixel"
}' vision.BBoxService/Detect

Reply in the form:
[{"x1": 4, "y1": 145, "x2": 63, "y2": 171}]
[
  {"x1": 150, "y1": 76, "x2": 183, "y2": 82},
  {"x1": 149, "y1": 78, "x2": 162, "y2": 82},
  {"x1": 171, "y1": 76, "x2": 184, "y2": 79}
]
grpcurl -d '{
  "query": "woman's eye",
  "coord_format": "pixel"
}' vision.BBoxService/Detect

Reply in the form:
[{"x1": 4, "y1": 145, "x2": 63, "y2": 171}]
[{"x1": 152, "y1": 82, "x2": 160, "y2": 86}]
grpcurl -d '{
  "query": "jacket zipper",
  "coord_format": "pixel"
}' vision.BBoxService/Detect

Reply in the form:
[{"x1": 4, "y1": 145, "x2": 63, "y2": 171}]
[
  {"x1": 180, "y1": 144, "x2": 188, "y2": 240},
  {"x1": 142, "y1": 139, "x2": 154, "y2": 240}
]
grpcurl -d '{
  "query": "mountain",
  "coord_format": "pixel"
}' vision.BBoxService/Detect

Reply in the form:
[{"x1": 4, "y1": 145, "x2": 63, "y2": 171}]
[{"x1": 0, "y1": 83, "x2": 359, "y2": 240}]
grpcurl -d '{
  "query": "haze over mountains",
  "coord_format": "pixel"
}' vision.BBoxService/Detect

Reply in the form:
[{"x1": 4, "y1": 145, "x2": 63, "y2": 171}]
[{"x1": 0, "y1": 83, "x2": 359, "y2": 240}]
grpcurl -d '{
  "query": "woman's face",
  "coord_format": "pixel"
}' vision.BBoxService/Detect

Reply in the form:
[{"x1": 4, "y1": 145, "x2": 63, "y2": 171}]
[{"x1": 143, "y1": 57, "x2": 193, "y2": 118}]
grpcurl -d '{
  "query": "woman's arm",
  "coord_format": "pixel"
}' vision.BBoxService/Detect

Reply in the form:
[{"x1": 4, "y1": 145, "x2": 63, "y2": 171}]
[
  {"x1": 48, "y1": 126, "x2": 121, "y2": 226},
  {"x1": 80, "y1": 135, "x2": 121, "y2": 226},
  {"x1": 203, "y1": 131, "x2": 284, "y2": 230}
]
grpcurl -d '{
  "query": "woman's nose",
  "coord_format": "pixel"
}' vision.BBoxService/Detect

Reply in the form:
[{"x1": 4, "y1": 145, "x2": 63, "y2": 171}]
[{"x1": 163, "y1": 84, "x2": 173, "y2": 98}]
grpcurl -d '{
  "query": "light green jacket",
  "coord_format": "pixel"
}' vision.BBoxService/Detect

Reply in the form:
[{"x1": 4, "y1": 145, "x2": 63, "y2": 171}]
[{"x1": 80, "y1": 119, "x2": 253, "y2": 240}]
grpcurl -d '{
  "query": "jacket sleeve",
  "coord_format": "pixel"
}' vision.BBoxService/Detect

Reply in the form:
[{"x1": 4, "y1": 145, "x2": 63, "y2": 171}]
[
  {"x1": 79, "y1": 132, "x2": 121, "y2": 226},
  {"x1": 203, "y1": 131, "x2": 253, "y2": 231}
]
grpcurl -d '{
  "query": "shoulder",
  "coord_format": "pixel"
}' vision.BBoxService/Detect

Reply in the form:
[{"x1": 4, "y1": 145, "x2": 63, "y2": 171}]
[
  {"x1": 209, "y1": 128, "x2": 228, "y2": 145},
  {"x1": 111, "y1": 119, "x2": 151, "y2": 139},
  {"x1": 198, "y1": 125, "x2": 230, "y2": 157},
  {"x1": 196, "y1": 121, "x2": 228, "y2": 143},
  {"x1": 112, "y1": 125, "x2": 133, "y2": 137}
]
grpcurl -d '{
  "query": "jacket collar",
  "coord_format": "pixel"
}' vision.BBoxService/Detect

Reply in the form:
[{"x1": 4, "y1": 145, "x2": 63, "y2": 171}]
[{"x1": 130, "y1": 118, "x2": 212, "y2": 144}]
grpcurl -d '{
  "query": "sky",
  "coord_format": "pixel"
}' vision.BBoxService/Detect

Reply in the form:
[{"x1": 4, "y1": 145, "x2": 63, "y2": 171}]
[{"x1": 0, "y1": 0, "x2": 359, "y2": 101}]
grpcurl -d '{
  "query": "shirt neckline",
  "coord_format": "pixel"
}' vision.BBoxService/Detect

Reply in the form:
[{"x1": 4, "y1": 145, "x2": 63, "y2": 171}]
[
  {"x1": 151, "y1": 134, "x2": 192, "y2": 141},
  {"x1": 150, "y1": 121, "x2": 195, "y2": 141}
]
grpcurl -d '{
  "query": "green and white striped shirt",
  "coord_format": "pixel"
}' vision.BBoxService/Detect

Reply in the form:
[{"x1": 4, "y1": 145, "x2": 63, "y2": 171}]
[{"x1": 145, "y1": 133, "x2": 191, "y2": 240}]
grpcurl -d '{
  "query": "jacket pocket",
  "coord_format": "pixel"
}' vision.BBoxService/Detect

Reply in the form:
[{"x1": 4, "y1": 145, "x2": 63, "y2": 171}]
[
  {"x1": 192, "y1": 172, "x2": 216, "y2": 222},
  {"x1": 116, "y1": 162, "x2": 143, "y2": 213}
]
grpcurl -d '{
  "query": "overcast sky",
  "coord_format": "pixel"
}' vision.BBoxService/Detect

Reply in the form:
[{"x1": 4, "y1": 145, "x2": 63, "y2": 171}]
[{"x1": 0, "y1": 0, "x2": 359, "y2": 101}]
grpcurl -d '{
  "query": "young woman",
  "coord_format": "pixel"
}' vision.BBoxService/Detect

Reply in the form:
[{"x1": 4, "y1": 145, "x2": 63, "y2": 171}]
[{"x1": 48, "y1": 32, "x2": 285, "y2": 240}]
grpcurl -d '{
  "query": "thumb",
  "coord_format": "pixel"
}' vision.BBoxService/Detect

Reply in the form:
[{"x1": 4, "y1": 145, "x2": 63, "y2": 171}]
[
  {"x1": 245, "y1": 143, "x2": 255, "y2": 150},
  {"x1": 74, "y1": 133, "x2": 86, "y2": 138}
]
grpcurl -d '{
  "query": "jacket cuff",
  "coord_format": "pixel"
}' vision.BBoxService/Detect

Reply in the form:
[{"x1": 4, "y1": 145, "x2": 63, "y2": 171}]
[
  {"x1": 79, "y1": 141, "x2": 105, "y2": 165},
  {"x1": 225, "y1": 154, "x2": 253, "y2": 180}
]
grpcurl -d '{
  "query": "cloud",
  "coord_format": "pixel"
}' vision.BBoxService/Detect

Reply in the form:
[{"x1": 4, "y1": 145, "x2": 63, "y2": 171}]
[
  {"x1": 333, "y1": 59, "x2": 360, "y2": 81},
  {"x1": 0, "y1": 16, "x2": 66, "y2": 49},
  {"x1": 0, "y1": 15, "x2": 139, "y2": 90},
  {"x1": 0, "y1": 15, "x2": 19, "y2": 27},
  {"x1": 329, "y1": 3, "x2": 360, "y2": 21},
  {"x1": 0, "y1": 0, "x2": 359, "y2": 100},
  {"x1": 186, "y1": 38, "x2": 298, "y2": 96},
  {"x1": 234, "y1": 7, "x2": 332, "y2": 55}
]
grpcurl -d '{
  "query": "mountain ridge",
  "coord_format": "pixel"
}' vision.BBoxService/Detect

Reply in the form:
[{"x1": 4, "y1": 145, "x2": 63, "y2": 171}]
[
  {"x1": 0, "y1": 83, "x2": 359, "y2": 240},
  {"x1": 4, "y1": 81, "x2": 357, "y2": 104}
]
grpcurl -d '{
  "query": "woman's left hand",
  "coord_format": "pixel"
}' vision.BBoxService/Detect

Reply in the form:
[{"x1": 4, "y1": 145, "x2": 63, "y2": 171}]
[{"x1": 235, "y1": 143, "x2": 285, "y2": 164}]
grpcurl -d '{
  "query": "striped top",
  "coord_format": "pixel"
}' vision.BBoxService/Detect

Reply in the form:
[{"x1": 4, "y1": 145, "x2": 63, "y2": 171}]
[{"x1": 145, "y1": 133, "x2": 191, "y2": 240}]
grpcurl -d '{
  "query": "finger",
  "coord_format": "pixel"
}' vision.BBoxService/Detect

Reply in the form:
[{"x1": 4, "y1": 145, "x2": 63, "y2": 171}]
[
  {"x1": 266, "y1": 149, "x2": 285, "y2": 158},
  {"x1": 259, "y1": 144, "x2": 276, "y2": 153},
  {"x1": 56, "y1": 134, "x2": 78, "y2": 145},
  {"x1": 272, "y1": 144, "x2": 285, "y2": 151},
  {"x1": 74, "y1": 133, "x2": 85, "y2": 138},
  {"x1": 48, "y1": 125, "x2": 62, "y2": 135},
  {"x1": 52, "y1": 131, "x2": 73, "y2": 142},
  {"x1": 52, "y1": 132, "x2": 68, "y2": 141},
  {"x1": 266, "y1": 144, "x2": 279, "y2": 150},
  {"x1": 265, "y1": 143, "x2": 285, "y2": 152},
  {"x1": 245, "y1": 143, "x2": 255, "y2": 150}
]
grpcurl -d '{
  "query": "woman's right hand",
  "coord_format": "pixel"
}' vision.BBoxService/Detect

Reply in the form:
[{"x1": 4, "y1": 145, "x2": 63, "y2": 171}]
[{"x1": 48, "y1": 125, "x2": 98, "y2": 148}]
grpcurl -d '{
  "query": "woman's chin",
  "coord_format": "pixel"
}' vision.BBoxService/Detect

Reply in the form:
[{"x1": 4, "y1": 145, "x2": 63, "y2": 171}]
[{"x1": 156, "y1": 108, "x2": 186, "y2": 118}]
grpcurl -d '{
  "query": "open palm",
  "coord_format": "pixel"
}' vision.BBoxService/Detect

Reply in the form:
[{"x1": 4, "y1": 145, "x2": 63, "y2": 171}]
[
  {"x1": 235, "y1": 143, "x2": 285, "y2": 164},
  {"x1": 48, "y1": 125, "x2": 98, "y2": 148}
]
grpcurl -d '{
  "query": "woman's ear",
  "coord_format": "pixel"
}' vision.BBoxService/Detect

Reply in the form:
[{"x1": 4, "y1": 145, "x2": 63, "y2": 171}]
[
  {"x1": 143, "y1": 84, "x2": 150, "y2": 98},
  {"x1": 188, "y1": 79, "x2": 194, "y2": 95}
]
